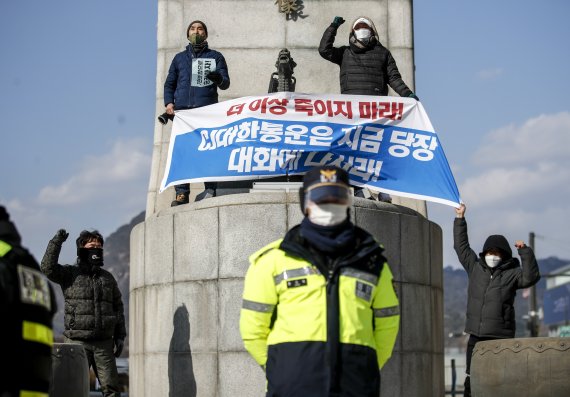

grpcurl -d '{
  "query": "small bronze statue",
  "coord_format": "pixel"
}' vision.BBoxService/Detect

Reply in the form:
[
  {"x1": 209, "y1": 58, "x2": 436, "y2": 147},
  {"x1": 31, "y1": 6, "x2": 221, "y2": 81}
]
[{"x1": 268, "y1": 48, "x2": 297, "y2": 93}]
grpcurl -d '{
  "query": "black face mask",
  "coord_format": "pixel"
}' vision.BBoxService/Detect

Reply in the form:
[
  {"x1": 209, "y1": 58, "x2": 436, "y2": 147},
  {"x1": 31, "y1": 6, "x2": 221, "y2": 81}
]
[{"x1": 79, "y1": 247, "x2": 104, "y2": 267}]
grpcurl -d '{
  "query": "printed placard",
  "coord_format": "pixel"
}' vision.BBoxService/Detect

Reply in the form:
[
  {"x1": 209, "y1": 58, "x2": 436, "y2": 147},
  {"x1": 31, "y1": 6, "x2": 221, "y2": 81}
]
[{"x1": 191, "y1": 58, "x2": 217, "y2": 87}]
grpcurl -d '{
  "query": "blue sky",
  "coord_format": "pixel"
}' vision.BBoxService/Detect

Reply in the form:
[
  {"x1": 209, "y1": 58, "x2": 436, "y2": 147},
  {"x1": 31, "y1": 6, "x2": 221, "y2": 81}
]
[{"x1": 1, "y1": 0, "x2": 569, "y2": 267}]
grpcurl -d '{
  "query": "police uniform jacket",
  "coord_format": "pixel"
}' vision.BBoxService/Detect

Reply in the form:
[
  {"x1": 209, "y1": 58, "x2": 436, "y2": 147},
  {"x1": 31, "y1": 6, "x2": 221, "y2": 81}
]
[
  {"x1": 0, "y1": 239, "x2": 56, "y2": 396},
  {"x1": 240, "y1": 224, "x2": 400, "y2": 397},
  {"x1": 454, "y1": 218, "x2": 540, "y2": 338}
]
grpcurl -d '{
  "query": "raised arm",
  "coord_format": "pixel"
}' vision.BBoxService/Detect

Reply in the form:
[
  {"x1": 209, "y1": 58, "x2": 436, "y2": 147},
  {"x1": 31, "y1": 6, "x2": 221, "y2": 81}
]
[
  {"x1": 453, "y1": 204, "x2": 478, "y2": 274},
  {"x1": 318, "y1": 17, "x2": 346, "y2": 66},
  {"x1": 514, "y1": 241, "x2": 541, "y2": 288},
  {"x1": 40, "y1": 229, "x2": 71, "y2": 285}
]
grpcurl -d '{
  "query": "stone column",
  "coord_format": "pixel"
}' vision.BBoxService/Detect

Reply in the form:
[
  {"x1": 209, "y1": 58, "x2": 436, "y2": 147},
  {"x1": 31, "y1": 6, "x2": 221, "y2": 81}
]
[
  {"x1": 133, "y1": 1, "x2": 441, "y2": 396},
  {"x1": 130, "y1": 193, "x2": 443, "y2": 396},
  {"x1": 147, "y1": 0, "x2": 426, "y2": 217}
]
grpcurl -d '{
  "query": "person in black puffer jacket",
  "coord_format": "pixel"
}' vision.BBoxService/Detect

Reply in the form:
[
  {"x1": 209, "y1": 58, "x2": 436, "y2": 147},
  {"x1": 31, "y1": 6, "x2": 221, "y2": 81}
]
[
  {"x1": 453, "y1": 203, "x2": 540, "y2": 397},
  {"x1": 319, "y1": 16, "x2": 416, "y2": 201},
  {"x1": 319, "y1": 16, "x2": 418, "y2": 99},
  {"x1": 41, "y1": 229, "x2": 126, "y2": 397}
]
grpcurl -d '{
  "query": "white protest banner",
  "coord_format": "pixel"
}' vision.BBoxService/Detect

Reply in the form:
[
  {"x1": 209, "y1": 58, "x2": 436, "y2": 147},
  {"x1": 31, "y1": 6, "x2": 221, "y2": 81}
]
[{"x1": 160, "y1": 92, "x2": 461, "y2": 207}]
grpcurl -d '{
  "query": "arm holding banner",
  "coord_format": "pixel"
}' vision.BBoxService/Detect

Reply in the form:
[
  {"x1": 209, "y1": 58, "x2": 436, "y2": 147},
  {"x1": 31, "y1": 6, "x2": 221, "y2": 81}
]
[
  {"x1": 164, "y1": 56, "x2": 179, "y2": 115},
  {"x1": 515, "y1": 241, "x2": 541, "y2": 289},
  {"x1": 453, "y1": 204, "x2": 478, "y2": 274}
]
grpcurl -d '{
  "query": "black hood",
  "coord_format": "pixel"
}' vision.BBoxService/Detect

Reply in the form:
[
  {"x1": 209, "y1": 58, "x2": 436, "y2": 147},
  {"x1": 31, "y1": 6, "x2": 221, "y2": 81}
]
[
  {"x1": 0, "y1": 206, "x2": 22, "y2": 246},
  {"x1": 480, "y1": 234, "x2": 512, "y2": 259}
]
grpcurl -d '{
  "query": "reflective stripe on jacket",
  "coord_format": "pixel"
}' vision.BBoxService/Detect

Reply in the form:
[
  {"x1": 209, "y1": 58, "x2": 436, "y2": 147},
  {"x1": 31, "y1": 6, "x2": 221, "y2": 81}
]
[
  {"x1": 0, "y1": 240, "x2": 55, "y2": 396},
  {"x1": 240, "y1": 225, "x2": 400, "y2": 396}
]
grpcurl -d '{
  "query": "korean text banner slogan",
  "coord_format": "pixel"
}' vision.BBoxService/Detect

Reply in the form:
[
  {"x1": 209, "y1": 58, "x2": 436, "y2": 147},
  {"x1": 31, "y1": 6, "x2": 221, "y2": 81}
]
[{"x1": 160, "y1": 92, "x2": 461, "y2": 207}]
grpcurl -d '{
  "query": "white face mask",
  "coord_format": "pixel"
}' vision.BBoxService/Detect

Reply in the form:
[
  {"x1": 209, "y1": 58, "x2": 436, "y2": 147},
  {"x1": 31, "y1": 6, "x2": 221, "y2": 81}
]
[
  {"x1": 485, "y1": 255, "x2": 502, "y2": 268},
  {"x1": 355, "y1": 28, "x2": 372, "y2": 41},
  {"x1": 307, "y1": 203, "x2": 348, "y2": 226}
]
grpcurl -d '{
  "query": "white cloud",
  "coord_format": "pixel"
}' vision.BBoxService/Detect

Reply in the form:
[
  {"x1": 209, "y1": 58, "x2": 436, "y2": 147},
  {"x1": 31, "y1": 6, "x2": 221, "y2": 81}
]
[
  {"x1": 431, "y1": 112, "x2": 570, "y2": 268},
  {"x1": 474, "y1": 112, "x2": 570, "y2": 166},
  {"x1": 4, "y1": 138, "x2": 151, "y2": 263},
  {"x1": 38, "y1": 138, "x2": 151, "y2": 205},
  {"x1": 477, "y1": 67, "x2": 503, "y2": 80}
]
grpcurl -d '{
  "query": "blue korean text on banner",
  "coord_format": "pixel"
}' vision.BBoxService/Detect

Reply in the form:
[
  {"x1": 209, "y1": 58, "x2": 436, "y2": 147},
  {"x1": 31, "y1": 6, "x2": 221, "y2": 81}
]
[{"x1": 160, "y1": 92, "x2": 461, "y2": 207}]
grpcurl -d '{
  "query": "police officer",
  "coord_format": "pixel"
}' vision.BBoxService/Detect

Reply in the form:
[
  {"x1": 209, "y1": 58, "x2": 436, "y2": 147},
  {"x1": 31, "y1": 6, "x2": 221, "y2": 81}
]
[
  {"x1": 0, "y1": 206, "x2": 56, "y2": 397},
  {"x1": 240, "y1": 166, "x2": 400, "y2": 397}
]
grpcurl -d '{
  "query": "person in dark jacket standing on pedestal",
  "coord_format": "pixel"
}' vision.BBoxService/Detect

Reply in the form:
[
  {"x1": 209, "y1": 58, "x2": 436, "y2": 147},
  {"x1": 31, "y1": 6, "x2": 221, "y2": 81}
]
[
  {"x1": 164, "y1": 20, "x2": 230, "y2": 206},
  {"x1": 0, "y1": 205, "x2": 56, "y2": 397},
  {"x1": 319, "y1": 16, "x2": 418, "y2": 99},
  {"x1": 319, "y1": 16, "x2": 416, "y2": 201},
  {"x1": 41, "y1": 229, "x2": 126, "y2": 397},
  {"x1": 453, "y1": 203, "x2": 540, "y2": 397}
]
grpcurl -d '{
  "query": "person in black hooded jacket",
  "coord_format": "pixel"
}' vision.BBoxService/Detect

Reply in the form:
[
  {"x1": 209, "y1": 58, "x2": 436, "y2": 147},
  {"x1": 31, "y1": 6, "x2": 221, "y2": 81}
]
[{"x1": 453, "y1": 203, "x2": 540, "y2": 397}]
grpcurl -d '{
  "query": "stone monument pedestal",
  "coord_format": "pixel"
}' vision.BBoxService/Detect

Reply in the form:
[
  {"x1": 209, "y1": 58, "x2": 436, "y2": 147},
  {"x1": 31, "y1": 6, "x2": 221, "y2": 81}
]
[{"x1": 129, "y1": 193, "x2": 443, "y2": 396}]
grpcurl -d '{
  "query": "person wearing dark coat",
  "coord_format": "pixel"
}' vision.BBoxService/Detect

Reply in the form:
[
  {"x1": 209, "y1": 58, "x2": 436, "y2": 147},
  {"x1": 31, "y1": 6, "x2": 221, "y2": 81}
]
[
  {"x1": 319, "y1": 16, "x2": 415, "y2": 201},
  {"x1": 1, "y1": 205, "x2": 57, "y2": 397},
  {"x1": 453, "y1": 203, "x2": 540, "y2": 397},
  {"x1": 164, "y1": 20, "x2": 231, "y2": 206},
  {"x1": 41, "y1": 229, "x2": 126, "y2": 397},
  {"x1": 319, "y1": 16, "x2": 418, "y2": 99}
]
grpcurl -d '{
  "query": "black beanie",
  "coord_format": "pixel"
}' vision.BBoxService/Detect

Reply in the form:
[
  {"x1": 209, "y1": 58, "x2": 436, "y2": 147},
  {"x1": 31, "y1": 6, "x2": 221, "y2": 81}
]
[
  {"x1": 481, "y1": 235, "x2": 512, "y2": 259},
  {"x1": 0, "y1": 205, "x2": 22, "y2": 246},
  {"x1": 299, "y1": 166, "x2": 350, "y2": 214},
  {"x1": 187, "y1": 20, "x2": 208, "y2": 38}
]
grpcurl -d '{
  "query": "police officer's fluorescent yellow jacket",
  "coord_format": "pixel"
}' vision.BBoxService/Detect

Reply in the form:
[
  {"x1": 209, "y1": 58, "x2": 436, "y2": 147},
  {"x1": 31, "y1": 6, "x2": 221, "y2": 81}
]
[
  {"x1": 240, "y1": 224, "x2": 400, "y2": 396},
  {"x1": 0, "y1": 239, "x2": 56, "y2": 397}
]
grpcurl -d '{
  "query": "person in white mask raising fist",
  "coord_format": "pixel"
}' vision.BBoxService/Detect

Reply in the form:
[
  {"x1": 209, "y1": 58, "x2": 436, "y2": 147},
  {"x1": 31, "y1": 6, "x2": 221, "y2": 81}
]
[
  {"x1": 240, "y1": 166, "x2": 400, "y2": 397},
  {"x1": 319, "y1": 16, "x2": 416, "y2": 201},
  {"x1": 318, "y1": 16, "x2": 418, "y2": 100},
  {"x1": 453, "y1": 203, "x2": 540, "y2": 397}
]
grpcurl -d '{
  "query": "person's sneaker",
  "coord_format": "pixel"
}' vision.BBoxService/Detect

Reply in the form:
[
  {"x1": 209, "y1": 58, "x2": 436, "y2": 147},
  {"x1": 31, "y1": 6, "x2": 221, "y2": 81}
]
[
  {"x1": 171, "y1": 193, "x2": 189, "y2": 207},
  {"x1": 195, "y1": 188, "x2": 215, "y2": 202}
]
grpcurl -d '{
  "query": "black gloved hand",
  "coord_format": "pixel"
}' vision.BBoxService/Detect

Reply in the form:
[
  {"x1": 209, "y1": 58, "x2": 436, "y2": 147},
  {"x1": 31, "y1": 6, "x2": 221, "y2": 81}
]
[
  {"x1": 206, "y1": 71, "x2": 223, "y2": 86},
  {"x1": 52, "y1": 229, "x2": 69, "y2": 245},
  {"x1": 114, "y1": 338, "x2": 124, "y2": 357},
  {"x1": 331, "y1": 16, "x2": 345, "y2": 28},
  {"x1": 408, "y1": 93, "x2": 420, "y2": 101}
]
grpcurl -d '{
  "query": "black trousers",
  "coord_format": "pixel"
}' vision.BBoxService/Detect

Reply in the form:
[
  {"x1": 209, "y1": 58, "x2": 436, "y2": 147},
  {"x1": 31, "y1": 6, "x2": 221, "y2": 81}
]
[{"x1": 465, "y1": 334, "x2": 495, "y2": 375}]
